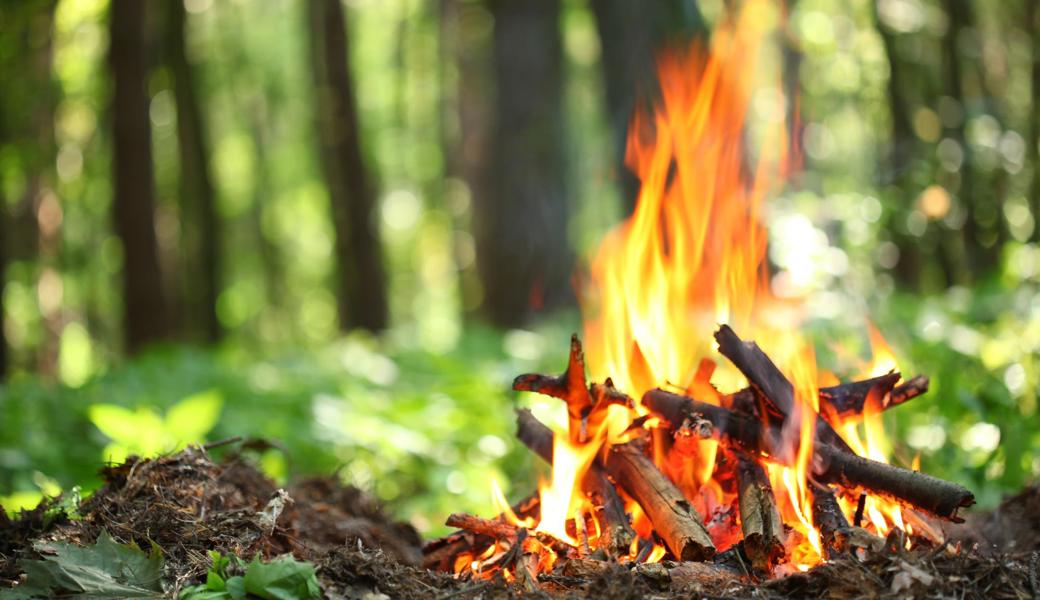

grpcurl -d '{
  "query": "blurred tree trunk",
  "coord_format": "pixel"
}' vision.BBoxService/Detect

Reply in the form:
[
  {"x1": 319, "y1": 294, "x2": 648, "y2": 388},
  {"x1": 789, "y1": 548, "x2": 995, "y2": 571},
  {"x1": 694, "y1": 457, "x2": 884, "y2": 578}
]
[
  {"x1": 307, "y1": 0, "x2": 388, "y2": 332},
  {"x1": 0, "y1": 152, "x2": 7, "y2": 380},
  {"x1": 872, "y1": 0, "x2": 926, "y2": 288},
  {"x1": 477, "y1": 0, "x2": 571, "y2": 327},
  {"x1": 1029, "y1": 0, "x2": 1040, "y2": 242},
  {"x1": 590, "y1": 0, "x2": 707, "y2": 214},
  {"x1": 942, "y1": 0, "x2": 1001, "y2": 280},
  {"x1": 164, "y1": 0, "x2": 222, "y2": 343},
  {"x1": 438, "y1": 0, "x2": 493, "y2": 315},
  {"x1": 781, "y1": 1, "x2": 803, "y2": 162},
  {"x1": 109, "y1": 0, "x2": 170, "y2": 354}
]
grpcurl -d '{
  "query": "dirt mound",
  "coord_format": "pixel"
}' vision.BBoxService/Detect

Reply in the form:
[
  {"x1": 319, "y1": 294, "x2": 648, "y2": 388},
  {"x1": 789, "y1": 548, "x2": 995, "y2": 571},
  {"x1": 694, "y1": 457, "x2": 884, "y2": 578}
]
[
  {"x1": 3, "y1": 448, "x2": 1039, "y2": 599},
  {"x1": 0, "y1": 445, "x2": 426, "y2": 593}
]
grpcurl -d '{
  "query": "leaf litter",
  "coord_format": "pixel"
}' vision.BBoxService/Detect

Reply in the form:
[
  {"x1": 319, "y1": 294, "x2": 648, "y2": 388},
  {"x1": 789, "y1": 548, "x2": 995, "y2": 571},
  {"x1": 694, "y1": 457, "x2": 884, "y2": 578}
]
[{"x1": 0, "y1": 445, "x2": 1037, "y2": 599}]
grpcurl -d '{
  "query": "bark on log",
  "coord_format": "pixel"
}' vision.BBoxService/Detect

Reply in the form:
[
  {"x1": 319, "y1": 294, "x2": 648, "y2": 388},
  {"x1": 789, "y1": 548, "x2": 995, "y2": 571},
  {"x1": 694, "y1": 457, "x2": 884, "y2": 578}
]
[
  {"x1": 818, "y1": 372, "x2": 901, "y2": 418},
  {"x1": 515, "y1": 408, "x2": 636, "y2": 556},
  {"x1": 445, "y1": 512, "x2": 519, "y2": 540},
  {"x1": 714, "y1": 325, "x2": 854, "y2": 456},
  {"x1": 643, "y1": 389, "x2": 975, "y2": 520},
  {"x1": 602, "y1": 441, "x2": 716, "y2": 561},
  {"x1": 513, "y1": 334, "x2": 591, "y2": 442},
  {"x1": 422, "y1": 493, "x2": 539, "y2": 571},
  {"x1": 735, "y1": 455, "x2": 784, "y2": 570},
  {"x1": 810, "y1": 484, "x2": 850, "y2": 559},
  {"x1": 889, "y1": 375, "x2": 929, "y2": 408},
  {"x1": 819, "y1": 372, "x2": 928, "y2": 419},
  {"x1": 813, "y1": 443, "x2": 974, "y2": 521}
]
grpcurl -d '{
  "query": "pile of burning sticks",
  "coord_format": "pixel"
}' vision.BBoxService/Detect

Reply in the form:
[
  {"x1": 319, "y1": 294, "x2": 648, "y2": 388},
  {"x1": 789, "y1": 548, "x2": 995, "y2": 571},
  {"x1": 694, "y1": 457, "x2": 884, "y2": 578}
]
[{"x1": 422, "y1": 325, "x2": 975, "y2": 587}]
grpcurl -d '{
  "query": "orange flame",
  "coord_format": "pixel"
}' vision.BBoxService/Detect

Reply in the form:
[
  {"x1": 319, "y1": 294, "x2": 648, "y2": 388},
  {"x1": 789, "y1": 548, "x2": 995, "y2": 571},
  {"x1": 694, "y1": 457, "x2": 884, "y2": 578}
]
[
  {"x1": 582, "y1": 0, "x2": 786, "y2": 400},
  {"x1": 477, "y1": 0, "x2": 921, "y2": 576},
  {"x1": 832, "y1": 325, "x2": 909, "y2": 537}
]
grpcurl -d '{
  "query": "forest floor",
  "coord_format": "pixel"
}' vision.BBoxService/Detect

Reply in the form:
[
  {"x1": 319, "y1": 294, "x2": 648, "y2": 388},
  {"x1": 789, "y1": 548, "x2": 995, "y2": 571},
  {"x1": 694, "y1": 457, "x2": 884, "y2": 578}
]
[{"x1": 1, "y1": 446, "x2": 1038, "y2": 599}]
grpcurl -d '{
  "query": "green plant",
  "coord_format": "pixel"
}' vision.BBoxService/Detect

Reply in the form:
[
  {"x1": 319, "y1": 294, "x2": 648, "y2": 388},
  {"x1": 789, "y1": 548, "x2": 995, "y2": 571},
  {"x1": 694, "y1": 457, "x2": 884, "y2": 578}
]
[
  {"x1": 179, "y1": 552, "x2": 321, "y2": 600},
  {"x1": 88, "y1": 389, "x2": 223, "y2": 464}
]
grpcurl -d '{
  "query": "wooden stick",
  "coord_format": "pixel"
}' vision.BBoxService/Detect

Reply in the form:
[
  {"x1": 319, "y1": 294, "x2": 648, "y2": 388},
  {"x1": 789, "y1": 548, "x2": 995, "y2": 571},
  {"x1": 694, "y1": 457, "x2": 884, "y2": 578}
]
[
  {"x1": 515, "y1": 408, "x2": 636, "y2": 556},
  {"x1": 735, "y1": 454, "x2": 784, "y2": 570},
  {"x1": 819, "y1": 373, "x2": 929, "y2": 419},
  {"x1": 445, "y1": 512, "x2": 518, "y2": 540},
  {"x1": 422, "y1": 493, "x2": 539, "y2": 571},
  {"x1": 714, "y1": 325, "x2": 853, "y2": 456},
  {"x1": 811, "y1": 484, "x2": 850, "y2": 559},
  {"x1": 818, "y1": 372, "x2": 901, "y2": 418},
  {"x1": 643, "y1": 388, "x2": 975, "y2": 520},
  {"x1": 513, "y1": 334, "x2": 591, "y2": 443},
  {"x1": 602, "y1": 440, "x2": 716, "y2": 561},
  {"x1": 889, "y1": 375, "x2": 929, "y2": 408},
  {"x1": 813, "y1": 443, "x2": 974, "y2": 521}
]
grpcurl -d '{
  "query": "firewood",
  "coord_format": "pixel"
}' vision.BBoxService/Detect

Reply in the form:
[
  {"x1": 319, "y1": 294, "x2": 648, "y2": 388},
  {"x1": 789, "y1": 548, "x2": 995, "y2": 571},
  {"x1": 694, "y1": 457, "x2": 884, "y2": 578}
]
[
  {"x1": 714, "y1": 325, "x2": 853, "y2": 457},
  {"x1": 810, "y1": 483, "x2": 850, "y2": 558},
  {"x1": 735, "y1": 454, "x2": 785, "y2": 570},
  {"x1": 818, "y1": 372, "x2": 900, "y2": 418},
  {"x1": 602, "y1": 440, "x2": 716, "y2": 561},
  {"x1": 445, "y1": 512, "x2": 520, "y2": 540},
  {"x1": 889, "y1": 375, "x2": 929, "y2": 408},
  {"x1": 513, "y1": 334, "x2": 592, "y2": 443},
  {"x1": 643, "y1": 388, "x2": 975, "y2": 520},
  {"x1": 813, "y1": 443, "x2": 974, "y2": 521},
  {"x1": 422, "y1": 493, "x2": 540, "y2": 570},
  {"x1": 515, "y1": 408, "x2": 637, "y2": 556},
  {"x1": 819, "y1": 372, "x2": 929, "y2": 419}
]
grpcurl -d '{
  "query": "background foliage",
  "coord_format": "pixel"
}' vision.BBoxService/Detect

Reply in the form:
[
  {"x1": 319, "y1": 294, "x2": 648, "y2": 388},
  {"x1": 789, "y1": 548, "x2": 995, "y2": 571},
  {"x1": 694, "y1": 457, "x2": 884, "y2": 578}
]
[{"x1": 1, "y1": 0, "x2": 1039, "y2": 535}]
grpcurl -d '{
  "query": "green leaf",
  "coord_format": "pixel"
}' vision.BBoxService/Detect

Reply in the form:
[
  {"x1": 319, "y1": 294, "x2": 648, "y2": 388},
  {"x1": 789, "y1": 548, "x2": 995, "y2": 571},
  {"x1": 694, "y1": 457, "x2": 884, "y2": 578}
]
[
  {"x1": 88, "y1": 404, "x2": 142, "y2": 447},
  {"x1": 12, "y1": 530, "x2": 165, "y2": 598},
  {"x1": 165, "y1": 389, "x2": 223, "y2": 444},
  {"x1": 242, "y1": 556, "x2": 321, "y2": 600},
  {"x1": 225, "y1": 576, "x2": 246, "y2": 600}
]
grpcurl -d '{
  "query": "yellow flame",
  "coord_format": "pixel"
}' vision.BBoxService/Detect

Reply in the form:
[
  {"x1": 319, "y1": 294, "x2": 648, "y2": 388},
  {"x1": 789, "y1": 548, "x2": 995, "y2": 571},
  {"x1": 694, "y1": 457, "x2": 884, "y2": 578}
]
[{"x1": 582, "y1": 0, "x2": 785, "y2": 399}]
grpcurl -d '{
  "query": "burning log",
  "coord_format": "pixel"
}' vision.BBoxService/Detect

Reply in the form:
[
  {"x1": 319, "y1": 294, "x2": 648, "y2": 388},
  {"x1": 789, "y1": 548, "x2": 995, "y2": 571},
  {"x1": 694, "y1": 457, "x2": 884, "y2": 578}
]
[
  {"x1": 819, "y1": 373, "x2": 928, "y2": 419},
  {"x1": 422, "y1": 493, "x2": 539, "y2": 571},
  {"x1": 813, "y1": 443, "x2": 974, "y2": 521},
  {"x1": 514, "y1": 408, "x2": 637, "y2": 556},
  {"x1": 810, "y1": 484, "x2": 850, "y2": 558},
  {"x1": 602, "y1": 440, "x2": 716, "y2": 561},
  {"x1": 643, "y1": 388, "x2": 975, "y2": 520},
  {"x1": 445, "y1": 512, "x2": 519, "y2": 541},
  {"x1": 735, "y1": 454, "x2": 784, "y2": 570},
  {"x1": 513, "y1": 334, "x2": 592, "y2": 443},
  {"x1": 714, "y1": 325, "x2": 853, "y2": 456}
]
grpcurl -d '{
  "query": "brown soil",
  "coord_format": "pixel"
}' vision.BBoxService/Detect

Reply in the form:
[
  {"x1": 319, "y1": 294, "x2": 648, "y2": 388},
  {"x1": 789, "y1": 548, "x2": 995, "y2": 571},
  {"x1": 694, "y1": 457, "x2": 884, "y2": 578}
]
[{"x1": 1, "y1": 447, "x2": 1038, "y2": 599}]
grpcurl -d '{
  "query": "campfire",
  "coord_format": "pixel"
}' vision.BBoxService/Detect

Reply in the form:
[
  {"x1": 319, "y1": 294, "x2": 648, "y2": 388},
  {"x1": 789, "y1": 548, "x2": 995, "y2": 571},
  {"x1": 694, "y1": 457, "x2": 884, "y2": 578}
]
[{"x1": 423, "y1": 2, "x2": 976, "y2": 589}]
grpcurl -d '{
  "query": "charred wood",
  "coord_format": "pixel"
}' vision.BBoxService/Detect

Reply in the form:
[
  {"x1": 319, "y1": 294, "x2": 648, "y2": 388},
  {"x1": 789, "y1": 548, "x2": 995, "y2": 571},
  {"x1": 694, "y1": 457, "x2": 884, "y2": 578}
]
[
  {"x1": 644, "y1": 388, "x2": 975, "y2": 520},
  {"x1": 602, "y1": 440, "x2": 716, "y2": 561},
  {"x1": 513, "y1": 334, "x2": 591, "y2": 443},
  {"x1": 811, "y1": 484, "x2": 850, "y2": 559},
  {"x1": 714, "y1": 325, "x2": 853, "y2": 456},
  {"x1": 735, "y1": 454, "x2": 784, "y2": 570},
  {"x1": 515, "y1": 408, "x2": 637, "y2": 556},
  {"x1": 445, "y1": 512, "x2": 519, "y2": 541},
  {"x1": 813, "y1": 443, "x2": 974, "y2": 521},
  {"x1": 819, "y1": 372, "x2": 901, "y2": 418},
  {"x1": 819, "y1": 372, "x2": 929, "y2": 419}
]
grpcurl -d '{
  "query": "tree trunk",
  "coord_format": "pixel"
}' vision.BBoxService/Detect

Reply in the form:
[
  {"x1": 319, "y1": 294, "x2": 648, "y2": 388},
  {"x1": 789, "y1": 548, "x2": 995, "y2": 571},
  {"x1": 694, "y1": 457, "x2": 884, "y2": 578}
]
[
  {"x1": 1029, "y1": 0, "x2": 1040, "y2": 242},
  {"x1": 307, "y1": 0, "x2": 388, "y2": 332},
  {"x1": 164, "y1": 0, "x2": 221, "y2": 343},
  {"x1": 590, "y1": 0, "x2": 707, "y2": 215},
  {"x1": 872, "y1": 0, "x2": 927, "y2": 288},
  {"x1": 109, "y1": 0, "x2": 170, "y2": 354},
  {"x1": 0, "y1": 152, "x2": 7, "y2": 379},
  {"x1": 477, "y1": 0, "x2": 571, "y2": 327}
]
